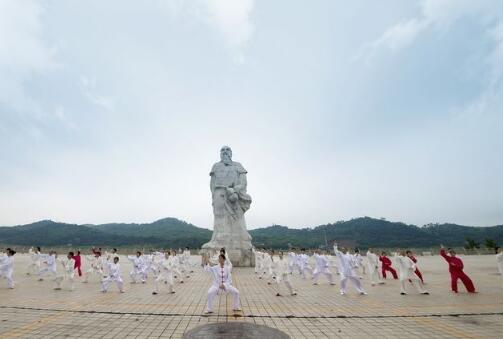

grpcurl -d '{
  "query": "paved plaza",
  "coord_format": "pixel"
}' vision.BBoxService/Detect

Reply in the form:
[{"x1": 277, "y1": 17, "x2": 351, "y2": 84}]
[{"x1": 0, "y1": 254, "x2": 502, "y2": 338}]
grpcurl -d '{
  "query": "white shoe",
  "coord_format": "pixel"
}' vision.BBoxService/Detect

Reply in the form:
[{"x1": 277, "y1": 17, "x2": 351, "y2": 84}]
[{"x1": 340, "y1": 291, "x2": 345, "y2": 295}]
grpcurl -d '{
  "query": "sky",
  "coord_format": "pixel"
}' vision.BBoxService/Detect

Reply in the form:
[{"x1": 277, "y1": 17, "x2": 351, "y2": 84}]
[{"x1": 1, "y1": 0, "x2": 503, "y2": 229}]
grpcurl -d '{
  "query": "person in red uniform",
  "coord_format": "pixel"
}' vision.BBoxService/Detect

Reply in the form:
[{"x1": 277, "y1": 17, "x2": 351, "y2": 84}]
[
  {"x1": 440, "y1": 245, "x2": 476, "y2": 293},
  {"x1": 379, "y1": 251, "x2": 398, "y2": 279},
  {"x1": 73, "y1": 250, "x2": 82, "y2": 277},
  {"x1": 406, "y1": 250, "x2": 424, "y2": 283}
]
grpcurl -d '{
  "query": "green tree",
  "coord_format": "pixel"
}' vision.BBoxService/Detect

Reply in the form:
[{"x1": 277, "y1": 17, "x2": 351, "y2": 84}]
[
  {"x1": 485, "y1": 238, "x2": 498, "y2": 253},
  {"x1": 464, "y1": 238, "x2": 480, "y2": 250}
]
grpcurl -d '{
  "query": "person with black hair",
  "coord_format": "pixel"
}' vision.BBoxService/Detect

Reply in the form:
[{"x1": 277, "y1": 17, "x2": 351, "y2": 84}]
[
  {"x1": 203, "y1": 254, "x2": 240, "y2": 314},
  {"x1": 55, "y1": 252, "x2": 76, "y2": 291},
  {"x1": 0, "y1": 249, "x2": 16, "y2": 289},
  {"x1": 101, "y1": 256, "x2": 124, "y2": 293}
]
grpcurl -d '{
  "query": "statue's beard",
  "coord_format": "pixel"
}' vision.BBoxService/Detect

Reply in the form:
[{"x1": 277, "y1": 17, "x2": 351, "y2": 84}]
[{"x1": 221, "y1": 154, "x2": 232, "y2": 165}]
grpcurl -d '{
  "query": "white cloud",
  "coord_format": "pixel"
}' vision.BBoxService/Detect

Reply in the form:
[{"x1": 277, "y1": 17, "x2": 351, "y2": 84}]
[
  {"x1": 0, "y1": 0, "x2": 56, "y2": 111},
  {"x1": 158, "y1": 0, "x2": 255, "y2": 63},
  {"x1": 79, "y1": 76, "x2": 114, "y2": 111}
]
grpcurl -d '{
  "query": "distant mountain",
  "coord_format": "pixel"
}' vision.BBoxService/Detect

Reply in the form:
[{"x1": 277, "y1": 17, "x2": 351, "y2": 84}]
[
  {"x1": 1, "y1": 217, "x2": 502, "y2": 249},
  {"x1": 250, "y1": 218, "x2": 503, "y2": 249}
]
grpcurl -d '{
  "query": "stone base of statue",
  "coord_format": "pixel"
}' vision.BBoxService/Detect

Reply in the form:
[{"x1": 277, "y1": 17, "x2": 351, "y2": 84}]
[
  {"x1": 201, "y1": 243, "x2": 254, "y2": 267},
  {"x1": 201, "y1": 224, "x2": 254, "y2": 267}
]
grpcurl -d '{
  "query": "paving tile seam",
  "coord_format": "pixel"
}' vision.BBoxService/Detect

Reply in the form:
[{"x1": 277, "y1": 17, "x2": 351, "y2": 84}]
[{"x1": 2, "y1": 306, "x2": 502, "y2": 320}]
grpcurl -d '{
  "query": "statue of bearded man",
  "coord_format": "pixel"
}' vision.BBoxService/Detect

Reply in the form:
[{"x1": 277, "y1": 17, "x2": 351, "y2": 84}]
[{"x1": 202, "y1": 146, "x2": 253, "y2": 263}]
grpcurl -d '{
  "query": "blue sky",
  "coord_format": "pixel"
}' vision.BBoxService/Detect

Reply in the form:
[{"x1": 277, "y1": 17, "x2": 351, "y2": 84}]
[{"x1": 1, "y1": 0, "x2": 502, "y2": 229}]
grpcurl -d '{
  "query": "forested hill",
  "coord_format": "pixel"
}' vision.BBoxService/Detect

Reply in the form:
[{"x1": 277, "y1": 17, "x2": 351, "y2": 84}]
[{"x1": 0, "y1": 217, "x2": 502, "y2": 249}]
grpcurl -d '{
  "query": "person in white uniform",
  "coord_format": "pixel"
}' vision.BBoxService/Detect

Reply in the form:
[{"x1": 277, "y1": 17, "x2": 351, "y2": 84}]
[
  {"x1": 312, "y1": 250, "x2": 335, "y2": 285},
  {"x1": 101, "y1": 256, "x2": 124, "y2": 293},
  {"x1": 26, "y1": 247, "x2": 41, "y2": 276},
  {"x1": 203, "y1": 254, "x2": 240, "y2": 314},
  {"x1": 496, "y1": 248, "x2": 503, "y2": 279},
  {"x1": 333, "y1": 242, "x2": 367, "y2": 295},
  {"x1": 298, "y1": 249, "x2": 313, "y2": 279},
  {"x1": 272, "y1": 252, "x2": 297, "y2": 296},
  {"x1": 38, "y1": 251, "x2": 59, "y2": 285},
  {"x1": 352, "y1": 249, "x2": 365, "y2": 278},
  {"x1": 0, "y1": 249, "x2": 16, "y2": 289},
  {"x1": 128, "y1": 251, "x2": 146, "y2": 284},
  {"x1": 366, "y1": 248, "x2": 385, "y2": 286},
  {"x1": 55, "y1": 251, "x2": 76, "y2": 291},
  {"x1": 394, "y1": 251, "x2": 429, "y2": 295},
  {"x1": 153, "y1": 252, "x2": 176, "y2": 295},
  {"x1": 83, "y1": 251, "x2": 105, "y2": 283}
]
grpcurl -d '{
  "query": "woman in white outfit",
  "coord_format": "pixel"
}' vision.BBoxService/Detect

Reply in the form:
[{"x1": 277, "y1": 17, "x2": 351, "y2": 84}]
[
  {"x1": 312, "y1": 250, "x2": 335, "y2": 285},
  {"x1": 127, "y1": 251, "x2": 146, "y2": 284},
  {"x1": 496, "y1": 248, "x2": 503, "y2": 279},
  {"x1": 394, "y1": 251, "x2": 429, "y2": 295},
  {"x1": 366, "y1": 249, "x2": 385, "y2": 286},
  {"x1": 38, "y1": 251, "x2": 61, "y2": 289},
  {"x1": 333, "y1": 242, "x2": 367, "y2": 295},
  {"x1": 26, "y1": 247, "x2": 41, "y2": 276},
  {"x1": 272, "y1": 252, "x2": 297, "y2": 296},
  {"x1": 0, "y1": 249, "x2": 16, "y2": 289},
  {"x1": 203, "y1": 254, "x2": 240, "y2": 314},
  {"x1": 152, "y1": 252, "x2": 175, "y2": 295},
  {"x1": 55, "y1": 252, "x2": 76, "y2": 291}
]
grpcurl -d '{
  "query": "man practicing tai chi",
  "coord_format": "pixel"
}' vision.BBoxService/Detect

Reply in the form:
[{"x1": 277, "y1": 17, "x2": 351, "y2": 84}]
[
  {"x1": 366, "y1": 248, "x2": 385, "y2": 286},
  {"x1": 0, "y1": 249, "x2": 16, "y2": 289},
  {"x1": 496, "y1": 248, "x2": 503, "y2": 279},
  {"x1": 394, "y1": 251, "x2": 429, "y2": 295},
  {"x1": 333, "y1": 242, "x2": 367, "y2": 295},
  {"x1": 312, "y1": 250, "x2": 335, "y2": 285},
  {"x1": 152, "y1": 252, "x2": 175, "y2": 295},
  {"x1": 101, "y1": 256, "x2": 124, "y2": 293},
  {"x1": 203, "y1": 254, "x2": 240, "y2": 314},
  {"x1": 272, "y1": 252, "x2": 297, "y2": 296},
  {"x1": 54, "y1": 251, "x2": 76, "y2": 291},
  {"x1": 26, "y1": 247, "x2": 41, "y2": 276},
  {"x1": 379, "y1": 251, "x2": 398, "y2": 280},
  {"x1": 406, "y1": 250, "x2": 424, "y2": 283},
  {"x1": 440, "y1": 245, "x2": 476, "y2": 293}
]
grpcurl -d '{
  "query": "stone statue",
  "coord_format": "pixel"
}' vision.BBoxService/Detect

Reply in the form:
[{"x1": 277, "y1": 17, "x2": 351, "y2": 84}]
[{"x1": 201, "y1": 146, "x2": 254, "y2": 266}]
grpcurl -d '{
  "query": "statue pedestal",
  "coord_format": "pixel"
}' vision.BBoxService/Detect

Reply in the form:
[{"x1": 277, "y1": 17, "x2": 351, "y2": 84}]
[{"x1": 201, "y1": 242, "x2": 254, "y2": 267}]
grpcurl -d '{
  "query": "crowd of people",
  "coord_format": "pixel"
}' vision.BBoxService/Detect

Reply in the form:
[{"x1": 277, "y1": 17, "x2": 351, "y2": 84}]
[{"x1": 1, "y1": 244, "x2": 503, "y2": 314}]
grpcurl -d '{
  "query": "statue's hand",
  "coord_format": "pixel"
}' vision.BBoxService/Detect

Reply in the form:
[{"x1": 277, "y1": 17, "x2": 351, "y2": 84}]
[{"x1": 226, "y1": 187, "x2": 235, "y2": 194}]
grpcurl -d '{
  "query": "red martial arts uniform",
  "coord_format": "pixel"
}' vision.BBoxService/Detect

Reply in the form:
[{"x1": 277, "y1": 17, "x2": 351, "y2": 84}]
[
  {"x1": 379, "y1": 255, "x2": 398, "y2": 279},
  {"x1": 409, "y1": 256, "x2": 424, "y2": 283},
  {"x1": 440, "y1": 249, "x2": 475, "y2": 293},
  {"x1": 73, "y1": 254, "x2": 82, "y2": 277}
]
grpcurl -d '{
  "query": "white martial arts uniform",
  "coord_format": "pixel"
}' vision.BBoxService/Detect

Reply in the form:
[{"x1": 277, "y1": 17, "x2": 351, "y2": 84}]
[
  {"x1": 55, "y1": 257, "x2": 76, "y2": 290},
  {"x1": 38, "y1": 253, "x2": 57, "y2": 278},
  {"x1": 27, "y1": 248, "x2": 41, "y2": 275},
  {"x1": 170, "y1": 254, "x2": 184, "y2": 283},
  {"x1": 253, "y1": 249, "x2": 261, "y2": 274},
  {"x1": 101, "y1": 261, "x2": 124, "y2": 292},
  {"x1": 366, "y1": 250, "x2": 384, "y2": 285},
  {"x1": 84, "y1": 255, "x2": 105, "y2": 283},
  {"x1": 334, "y1": 245, "x2": 366, "y2": 295},
  {"x1": 312, "y1": 254, "x2": 335, "y2": 285},
  {"x1": 352, "y1": 253, "x2": 365, "y2": 277},
  {"x1": 272, "y1": 256, "x2": 296, "y2": 295},
  {"x1": 394, "y1": 253, "x2": 428, "y2": 294},
  {"x1": 496, "y1": 252, "x2": 503, "y2": 278},
  {"x1": 128, "y1": 255, "x2": 146, "y2": 283},
  {"x1": 298, "y1": 253, "x2": 313, "y2": 279},
  {"x1": 0, "y1": 255, "x2": 14, "y2": 288},
  {"x1": 153, "y1": 258, "x2": 175, "y2": 294},
  {"x1": 204, "y1": 263, "x2": 240, "y2": 312}
]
